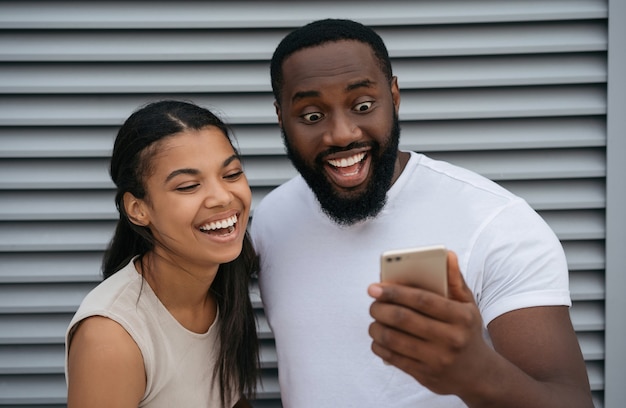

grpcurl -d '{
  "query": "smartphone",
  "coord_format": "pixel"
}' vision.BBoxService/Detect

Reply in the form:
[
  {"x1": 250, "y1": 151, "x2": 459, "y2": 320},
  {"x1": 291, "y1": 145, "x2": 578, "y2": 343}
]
[{"x1": 380, "y1": 244, "x2": 448, "y2": 297}]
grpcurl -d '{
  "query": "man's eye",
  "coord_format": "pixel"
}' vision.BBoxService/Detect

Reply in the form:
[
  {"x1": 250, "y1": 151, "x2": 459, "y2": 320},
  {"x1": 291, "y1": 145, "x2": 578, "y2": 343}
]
[
  {"x1": 302, "y1": 112, "x2": 323, "y2": 123},
  {"x1": 354, "y1": 101, "x2": 373, "y2": 112}
]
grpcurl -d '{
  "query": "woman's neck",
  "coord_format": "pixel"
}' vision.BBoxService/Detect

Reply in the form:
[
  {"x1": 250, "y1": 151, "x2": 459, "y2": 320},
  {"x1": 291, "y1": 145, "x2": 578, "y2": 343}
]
[{"x1": 136, "y1": 252, "x2": 219, "y2": 333}]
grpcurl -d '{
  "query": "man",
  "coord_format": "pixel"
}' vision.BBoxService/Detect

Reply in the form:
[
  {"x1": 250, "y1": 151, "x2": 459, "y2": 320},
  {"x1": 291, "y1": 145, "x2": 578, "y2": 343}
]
[{"x1": 251, "y1": 19, "x2": 593, "y2": 407}]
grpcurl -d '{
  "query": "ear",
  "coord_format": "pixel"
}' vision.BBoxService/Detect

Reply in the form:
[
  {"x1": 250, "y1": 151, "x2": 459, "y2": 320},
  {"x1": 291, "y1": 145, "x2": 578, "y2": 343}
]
[
  {"x1": 123, "y1": 192, "x2": 150, "y2": 227},
  {"x1": 390, "y1": 76, "x2": 401, "y2": 116},
  {"x1": 274, "y1": 100, "x2": 283, "y2": 129}
]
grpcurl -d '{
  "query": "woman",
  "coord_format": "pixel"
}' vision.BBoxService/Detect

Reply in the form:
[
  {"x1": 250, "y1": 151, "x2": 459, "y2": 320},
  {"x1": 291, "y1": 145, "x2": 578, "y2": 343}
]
[{"x1": 65, "y1": 100, "x2": 259, "y2": 407}]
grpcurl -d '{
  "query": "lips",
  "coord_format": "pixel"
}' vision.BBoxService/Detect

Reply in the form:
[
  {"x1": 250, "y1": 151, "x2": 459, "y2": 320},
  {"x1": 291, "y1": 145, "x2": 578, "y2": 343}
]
[
  {"x1": 198, "y1": 214, "x2": 238, "y2": 236},
  {"x1": 325, "y1": 151, "x2": 370, "y2": 189}
]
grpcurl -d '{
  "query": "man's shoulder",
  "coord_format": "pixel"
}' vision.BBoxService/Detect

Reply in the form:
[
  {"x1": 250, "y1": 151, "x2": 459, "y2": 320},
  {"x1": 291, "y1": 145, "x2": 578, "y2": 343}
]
[{"x1": 414, "y1": 153, "x2": 517, "y2": 201}]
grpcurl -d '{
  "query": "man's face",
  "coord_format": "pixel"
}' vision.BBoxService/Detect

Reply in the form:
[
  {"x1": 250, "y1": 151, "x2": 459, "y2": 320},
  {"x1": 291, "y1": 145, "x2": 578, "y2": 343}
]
[{"x1": 276, "y1": 40, "x2": 402, "y2": 225}]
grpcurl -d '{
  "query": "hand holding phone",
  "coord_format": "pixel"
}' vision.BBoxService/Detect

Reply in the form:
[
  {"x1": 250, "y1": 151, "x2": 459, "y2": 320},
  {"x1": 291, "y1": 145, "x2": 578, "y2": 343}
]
[{"x1": 380, "y1": 244, "x2": 448, "y2": 297}]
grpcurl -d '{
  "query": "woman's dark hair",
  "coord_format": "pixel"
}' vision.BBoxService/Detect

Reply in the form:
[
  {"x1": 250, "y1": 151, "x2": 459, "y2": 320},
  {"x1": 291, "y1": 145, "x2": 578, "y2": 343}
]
[
  {"x1": 102, "y1": 99, "x2": 259, "y2": 404},
  {"x1": 270, "y1": 18, "x2": 393, "y2": 105}
]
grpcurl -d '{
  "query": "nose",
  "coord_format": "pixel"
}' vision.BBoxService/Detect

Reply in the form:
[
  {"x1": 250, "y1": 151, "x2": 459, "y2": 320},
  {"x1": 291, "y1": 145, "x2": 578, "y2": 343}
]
[
  {"x1": 203, "y1": 180, "x2": 233, "y2": 208},
  {"x1": 324, "y1": 112, "x2": 362, "y2": 147}
]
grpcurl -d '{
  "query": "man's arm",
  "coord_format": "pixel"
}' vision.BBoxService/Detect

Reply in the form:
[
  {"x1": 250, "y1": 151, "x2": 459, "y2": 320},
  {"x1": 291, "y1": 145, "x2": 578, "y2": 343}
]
[{"x1": 368, "y1": 251, "x2": 593, "y2": 408}]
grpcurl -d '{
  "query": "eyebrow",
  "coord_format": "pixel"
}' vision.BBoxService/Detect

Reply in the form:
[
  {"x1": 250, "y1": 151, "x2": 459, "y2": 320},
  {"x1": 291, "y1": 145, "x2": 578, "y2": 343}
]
[
  {"x1": 164, "y1": 154, "x2": 240, "y2": 183},
  {"x1": 291, "y1": 90, "x2": 320, "y2": 104},
  {"x1": 291, "y1": 79, "x2": 376, "y2": 103},
  {"x1": 346, "y1": 79, "x2": 375, "y2": 91}
]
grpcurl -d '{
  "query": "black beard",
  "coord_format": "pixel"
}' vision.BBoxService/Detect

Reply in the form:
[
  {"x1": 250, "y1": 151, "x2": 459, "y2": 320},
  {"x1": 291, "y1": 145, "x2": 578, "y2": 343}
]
[{"x1": 282, "y1": 113, "x2": 401, "y2": 226}]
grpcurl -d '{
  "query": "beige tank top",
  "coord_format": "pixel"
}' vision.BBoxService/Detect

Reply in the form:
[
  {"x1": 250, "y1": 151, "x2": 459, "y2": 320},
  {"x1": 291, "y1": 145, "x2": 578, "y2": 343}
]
[{"x1": 65, "y1": 259, "x2": 235, "y2": 407}]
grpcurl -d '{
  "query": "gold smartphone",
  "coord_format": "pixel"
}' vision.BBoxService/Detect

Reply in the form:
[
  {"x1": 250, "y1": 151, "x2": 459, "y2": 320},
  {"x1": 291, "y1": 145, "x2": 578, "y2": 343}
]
[{"x1": 380, "y1": 244, "x2": 448, "y2": 297}]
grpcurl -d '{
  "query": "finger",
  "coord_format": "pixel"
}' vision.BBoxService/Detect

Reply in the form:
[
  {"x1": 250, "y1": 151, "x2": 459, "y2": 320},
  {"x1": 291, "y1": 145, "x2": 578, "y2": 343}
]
[
  {"x1": 369, "y1": 331, "x2": 438, "y2": 388},
  {"x1": 369, "y1": 299, "x2": 451, "y2": 341},
  {"x1": 446, "y1": 251, "x2": 474, "y2": 303},
  {"x1": 370, "y1": 337, "x2": 425, "y2": 369},
  {"x1": 367, "y1": 282, "x2": 384, "y2": 299},
  {"x1": 369, "y1": 320, "x2": 429, "y2": 363},
  {"x1": 369, "y1": 282, "x2": 450, "y2": 321},
  {"x1": 371, "y1": 339, "x2": 448, "y2": 395}
]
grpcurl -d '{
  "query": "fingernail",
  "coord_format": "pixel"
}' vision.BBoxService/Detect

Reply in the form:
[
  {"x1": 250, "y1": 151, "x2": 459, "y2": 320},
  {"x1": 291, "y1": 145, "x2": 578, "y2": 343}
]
[{"x1": 368, "y1": 284, "x2": 383, "y2": 298}]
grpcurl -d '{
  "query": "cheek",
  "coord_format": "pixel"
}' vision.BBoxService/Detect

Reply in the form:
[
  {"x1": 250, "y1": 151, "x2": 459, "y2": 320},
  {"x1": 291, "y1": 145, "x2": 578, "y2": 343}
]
[
  {"x1": 148, "y1": 199, "x2": 193, "y2": 227},
  {"x1": 285, "y1": 119, "x2": 318, "y2": 143},
  {"x1": 286, "y1": 128, "x2": 320, "y2": 157},
  {"x1": 364, "y1": 109, "x2": 392, "y2": 130},
  {"x1": 237, "y1": 182, "x2": 253, "y2": 208}
]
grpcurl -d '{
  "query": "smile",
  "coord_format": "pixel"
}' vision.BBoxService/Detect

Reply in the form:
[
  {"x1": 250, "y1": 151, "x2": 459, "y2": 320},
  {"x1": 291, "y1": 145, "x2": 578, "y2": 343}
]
[
  {"x1": 198, "y1": 214, "x2": 238, "y2": 235},
  {"x1": 327, "y1": 152, "x2": 366, "y2": 169},
  {"x1": 324, "y1": 151, "x2": 370, "y2": 189}
]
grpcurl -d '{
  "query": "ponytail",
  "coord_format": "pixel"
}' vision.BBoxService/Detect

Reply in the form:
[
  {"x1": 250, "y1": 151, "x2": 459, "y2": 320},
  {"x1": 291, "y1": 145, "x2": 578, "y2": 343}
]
[{"x1": 101, "y1": 214, "x2": 153, "y2": 279}]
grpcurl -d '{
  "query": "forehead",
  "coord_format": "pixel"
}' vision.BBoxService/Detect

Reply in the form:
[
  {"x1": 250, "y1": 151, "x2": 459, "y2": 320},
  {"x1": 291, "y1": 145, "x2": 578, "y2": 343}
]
[
  {"x1": 280, "y1": 40, "x2": 385, "y2": 99},
  {"x1": 148, "y1": 127, "x2": 234, "y2": 169}
]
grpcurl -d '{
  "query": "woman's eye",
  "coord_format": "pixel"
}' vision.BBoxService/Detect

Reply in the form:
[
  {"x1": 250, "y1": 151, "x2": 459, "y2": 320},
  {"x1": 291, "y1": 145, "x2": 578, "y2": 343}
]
[
  {"x1": 225, "y1": 170, "x2": 244, "y2": 180},
  {"x1": 354, "y1": 101, "x2": 373, "y2": 112},
  {"x1": 176, "y1": 184, "x2": 199, "y2": 192},
  {"x1": 302, "y1": 112, "x2": 323, "y2": 123}
]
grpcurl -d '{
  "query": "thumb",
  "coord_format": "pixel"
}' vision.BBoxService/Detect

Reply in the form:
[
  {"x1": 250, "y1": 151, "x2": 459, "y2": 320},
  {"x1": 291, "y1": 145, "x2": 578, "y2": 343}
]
[{"x1": 447, "y1": 251, "x2": 474, "y2": 303}]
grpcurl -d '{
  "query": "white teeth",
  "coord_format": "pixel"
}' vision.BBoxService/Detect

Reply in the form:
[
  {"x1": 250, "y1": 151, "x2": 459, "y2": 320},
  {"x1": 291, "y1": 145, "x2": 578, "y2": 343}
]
[
  {"x1": 328, "y1": 152, "x2": 365, "y2": 168},
  {"x1": 200, "y1": 214, "x2": 238, "y2": 231}
]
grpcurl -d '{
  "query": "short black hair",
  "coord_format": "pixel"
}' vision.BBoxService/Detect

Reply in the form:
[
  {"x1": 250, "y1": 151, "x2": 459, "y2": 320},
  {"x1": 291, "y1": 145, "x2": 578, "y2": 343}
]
[{"x1": 270, "y1": 19, "x2": 393, "y2": 105}]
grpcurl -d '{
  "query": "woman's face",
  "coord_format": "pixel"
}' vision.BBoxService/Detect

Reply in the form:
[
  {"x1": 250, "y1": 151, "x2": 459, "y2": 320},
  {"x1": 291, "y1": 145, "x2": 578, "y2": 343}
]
[{"x1": 127, "y1": 125, "x2": 251, "y2": 270}]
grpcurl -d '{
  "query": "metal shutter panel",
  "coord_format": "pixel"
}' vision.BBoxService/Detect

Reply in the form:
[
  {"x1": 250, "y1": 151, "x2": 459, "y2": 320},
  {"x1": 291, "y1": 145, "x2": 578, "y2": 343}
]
[{"x1": 1, "y1": 1, "x2": 621, "y2": 407}]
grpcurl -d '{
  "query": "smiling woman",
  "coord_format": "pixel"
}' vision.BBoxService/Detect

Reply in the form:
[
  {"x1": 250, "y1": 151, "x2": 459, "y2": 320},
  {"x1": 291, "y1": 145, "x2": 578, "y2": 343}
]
[
  {"x1": 64, "y1": 100, "x2": 259, "y2": 408},
  {"x1": 122, "y1": 126, "x2": 251, "y2": 270}
]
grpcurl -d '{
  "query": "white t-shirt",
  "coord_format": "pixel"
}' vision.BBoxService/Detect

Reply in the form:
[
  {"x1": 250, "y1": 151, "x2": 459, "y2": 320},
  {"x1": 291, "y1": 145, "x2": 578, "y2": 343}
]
[
  {"x1": 251, "y1": 151, "x2": 570, "y2": 407},
  {"x1": 65, "y1": 259, "x2": 235, "y2": 407}
]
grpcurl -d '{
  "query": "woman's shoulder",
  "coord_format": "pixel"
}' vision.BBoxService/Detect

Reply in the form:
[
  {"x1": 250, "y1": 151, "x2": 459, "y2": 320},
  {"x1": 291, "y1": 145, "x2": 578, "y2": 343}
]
[
  {"x1": 71, "y1": 315, "x2": 141, "y2": 353},
  {"x1": 66, "y1": 315, "x2": 146, "y2": 405},
  {"x1": 79, "y1": 260, "x2": 142, "y2": 311},
  {"x1": 67, "y1": 259, "x2": 148, "y2": 350}
]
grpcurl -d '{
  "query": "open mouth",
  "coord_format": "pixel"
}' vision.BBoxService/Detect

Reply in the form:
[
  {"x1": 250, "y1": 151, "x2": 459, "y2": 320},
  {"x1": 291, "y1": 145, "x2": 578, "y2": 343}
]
[
  {"x1": 325, "y1": 151, "x2": 369, "y2": 188},
  {"x1": 327, "y1": 152, "x2": 366, "y2": 175},
  {"x1": 198, "y1": 214, "x2": 237, "y2": 236}
]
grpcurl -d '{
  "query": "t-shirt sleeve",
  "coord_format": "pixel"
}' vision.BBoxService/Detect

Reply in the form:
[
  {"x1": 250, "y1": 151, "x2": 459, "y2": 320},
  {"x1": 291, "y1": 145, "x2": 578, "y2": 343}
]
[{"x1": 467, "y1": 200, "x2": 571, "y2": 326}]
